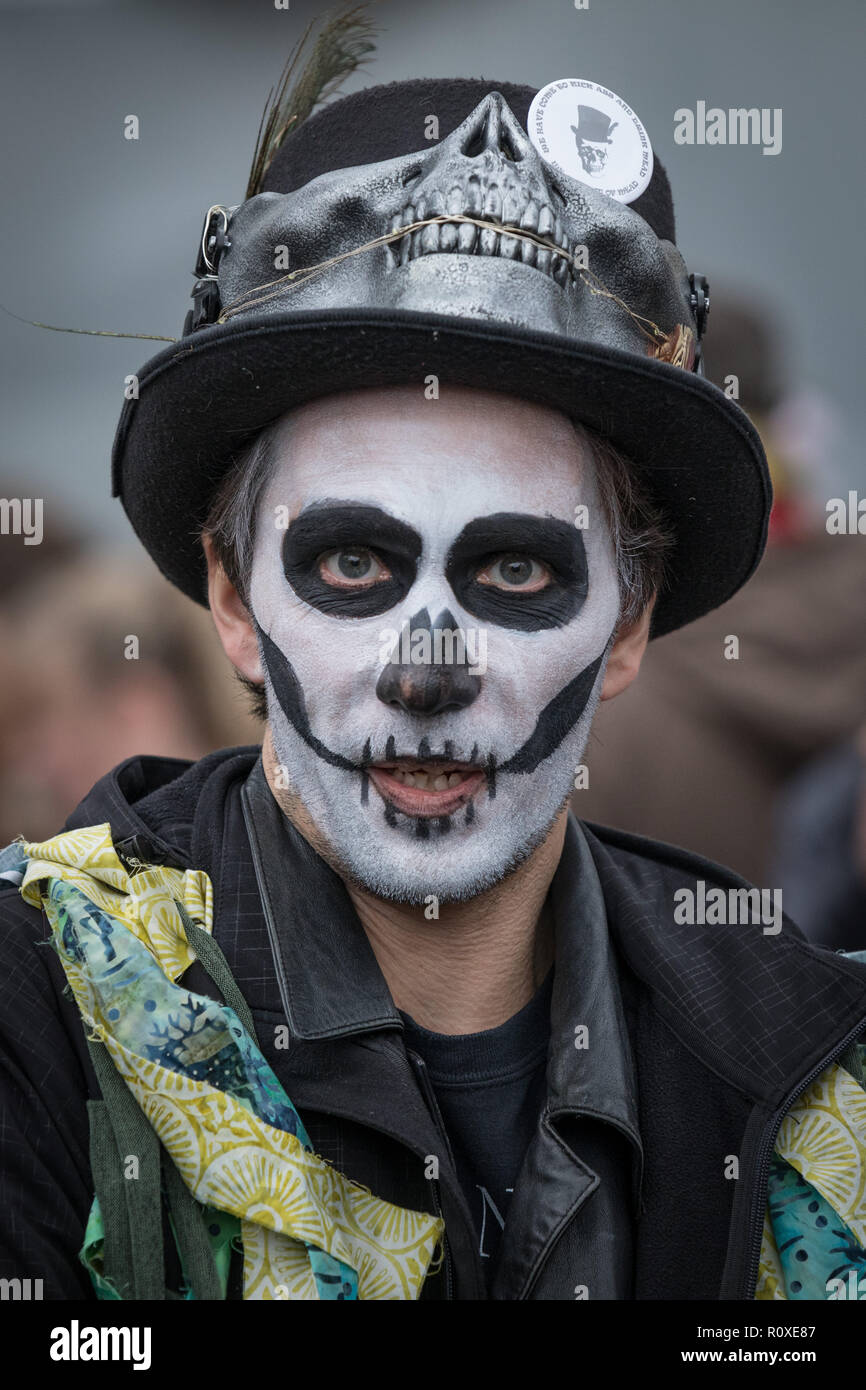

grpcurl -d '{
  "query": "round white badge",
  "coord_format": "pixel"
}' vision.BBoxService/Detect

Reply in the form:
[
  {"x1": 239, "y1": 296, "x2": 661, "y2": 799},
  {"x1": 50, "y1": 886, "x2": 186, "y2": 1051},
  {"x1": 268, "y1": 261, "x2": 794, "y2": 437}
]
[{"x1": 527, "y1": 79, "x2": 653, "y2": 204}]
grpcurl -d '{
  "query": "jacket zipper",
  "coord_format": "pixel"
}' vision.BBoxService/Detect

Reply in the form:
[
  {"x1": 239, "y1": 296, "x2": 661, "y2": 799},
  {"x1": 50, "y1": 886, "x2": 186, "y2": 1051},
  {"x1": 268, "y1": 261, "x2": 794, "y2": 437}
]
[
  {"x1": 406, "y1": 1050, "x2": 455, "y2": 1301},
  {"x1": 742, "y1": 1009, "x2": 866, "y2": 1299}
]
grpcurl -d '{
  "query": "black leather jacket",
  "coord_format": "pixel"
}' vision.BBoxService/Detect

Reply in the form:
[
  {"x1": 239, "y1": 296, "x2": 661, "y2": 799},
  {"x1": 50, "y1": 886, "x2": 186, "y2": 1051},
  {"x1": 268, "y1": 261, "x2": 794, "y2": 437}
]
[{"x1": 2, "y1": 746, "x2": 865, "y2": 1300}]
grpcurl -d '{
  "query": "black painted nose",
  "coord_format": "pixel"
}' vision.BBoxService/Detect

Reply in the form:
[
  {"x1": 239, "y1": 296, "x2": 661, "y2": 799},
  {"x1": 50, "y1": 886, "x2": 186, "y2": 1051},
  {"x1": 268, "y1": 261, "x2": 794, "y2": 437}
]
[{"x1": 376, "y1": 607, "x2": 481, "y2": 716}]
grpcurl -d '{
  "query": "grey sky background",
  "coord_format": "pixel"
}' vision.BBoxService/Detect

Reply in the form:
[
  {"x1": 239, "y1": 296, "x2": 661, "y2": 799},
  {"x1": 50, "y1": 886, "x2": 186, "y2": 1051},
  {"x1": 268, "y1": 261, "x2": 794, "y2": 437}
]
[{"x1": 1, "y1": 0, "x2": 863, "y2": 546}]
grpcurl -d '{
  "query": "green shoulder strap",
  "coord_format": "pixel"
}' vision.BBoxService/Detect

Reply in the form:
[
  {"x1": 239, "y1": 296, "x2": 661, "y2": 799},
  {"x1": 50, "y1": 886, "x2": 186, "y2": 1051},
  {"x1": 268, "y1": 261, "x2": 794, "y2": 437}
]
[
  {"x1": 84, "y1": 902, "x2": 257, "y2": 1299},
  {"x1": 86, "y1": 1039, "x2": 166, "y2": 1300}
]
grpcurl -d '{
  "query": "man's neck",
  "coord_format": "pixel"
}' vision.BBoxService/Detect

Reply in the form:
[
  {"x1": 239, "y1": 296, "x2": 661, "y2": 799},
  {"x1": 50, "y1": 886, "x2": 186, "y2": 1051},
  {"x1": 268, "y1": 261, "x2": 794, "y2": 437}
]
[
  {"x1": 344, "y1": 822, "x2": 563, "y2": 1033},
  {"x1": 262, "y1": 729, "x2": 564, "y2": 1034}
]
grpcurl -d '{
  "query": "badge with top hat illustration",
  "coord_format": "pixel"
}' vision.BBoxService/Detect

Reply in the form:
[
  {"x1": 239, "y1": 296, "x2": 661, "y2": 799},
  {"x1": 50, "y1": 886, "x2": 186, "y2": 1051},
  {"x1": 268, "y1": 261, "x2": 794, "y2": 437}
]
[{"x1": 528, "y1": 78, "x2": 654, "y2": 203}]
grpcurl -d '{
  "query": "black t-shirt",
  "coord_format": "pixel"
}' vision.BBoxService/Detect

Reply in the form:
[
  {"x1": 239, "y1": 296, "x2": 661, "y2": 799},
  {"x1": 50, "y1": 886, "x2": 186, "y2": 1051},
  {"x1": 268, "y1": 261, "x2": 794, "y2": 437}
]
[{"x1": 400, "y1": 968, "x2": 553, "y2": 1283}]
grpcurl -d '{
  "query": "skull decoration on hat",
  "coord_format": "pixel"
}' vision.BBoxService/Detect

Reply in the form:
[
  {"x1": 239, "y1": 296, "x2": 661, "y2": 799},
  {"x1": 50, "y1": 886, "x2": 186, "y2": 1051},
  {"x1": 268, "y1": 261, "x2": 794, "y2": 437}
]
[{"x1": 205, "y1": 89, "x2": 693, "y2": 358}]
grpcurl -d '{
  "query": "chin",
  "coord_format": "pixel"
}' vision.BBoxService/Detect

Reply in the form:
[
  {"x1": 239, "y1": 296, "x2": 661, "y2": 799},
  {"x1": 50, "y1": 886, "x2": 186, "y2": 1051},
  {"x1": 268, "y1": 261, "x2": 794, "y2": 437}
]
[
  {"x1": 268, "y1": 704, "x2": 587, "y2": 906},
  {"x1": 313, "y1": 782, "x2": 566, "y2": 907}
]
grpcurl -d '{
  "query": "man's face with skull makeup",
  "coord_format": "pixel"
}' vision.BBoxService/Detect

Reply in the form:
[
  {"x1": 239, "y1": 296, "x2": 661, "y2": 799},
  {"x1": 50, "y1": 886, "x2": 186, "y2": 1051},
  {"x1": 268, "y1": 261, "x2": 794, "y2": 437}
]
[{"x1": 243, "y1": 384, "x2": 622, "y2": 905}]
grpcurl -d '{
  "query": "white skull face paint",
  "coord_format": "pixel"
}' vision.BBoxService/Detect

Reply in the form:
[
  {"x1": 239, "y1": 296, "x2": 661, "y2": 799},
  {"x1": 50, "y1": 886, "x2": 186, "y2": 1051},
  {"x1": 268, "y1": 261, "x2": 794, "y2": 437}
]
[{"x1": 248, "y1": 386, "x2": 621, "y2": 904}]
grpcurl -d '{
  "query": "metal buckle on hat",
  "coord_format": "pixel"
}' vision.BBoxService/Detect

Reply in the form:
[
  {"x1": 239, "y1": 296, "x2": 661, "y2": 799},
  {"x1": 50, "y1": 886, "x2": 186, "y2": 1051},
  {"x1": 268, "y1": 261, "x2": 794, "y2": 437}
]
[
  {"x1": 183, "y1": 205, "x2": 232, "y2": 336},
  {"x1": 196, "y1": 204, "x2": 231, "y2": 277},
  {"x1": 688, "y1": 273, "x2": 710, "y2": 374}
]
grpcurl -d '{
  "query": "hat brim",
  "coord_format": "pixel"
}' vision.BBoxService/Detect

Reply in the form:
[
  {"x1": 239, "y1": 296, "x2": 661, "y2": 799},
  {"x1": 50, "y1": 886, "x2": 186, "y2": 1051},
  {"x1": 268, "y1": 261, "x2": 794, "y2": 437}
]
[{"x1": 111, "y1": 307, "x2": 771, "y2": 638}]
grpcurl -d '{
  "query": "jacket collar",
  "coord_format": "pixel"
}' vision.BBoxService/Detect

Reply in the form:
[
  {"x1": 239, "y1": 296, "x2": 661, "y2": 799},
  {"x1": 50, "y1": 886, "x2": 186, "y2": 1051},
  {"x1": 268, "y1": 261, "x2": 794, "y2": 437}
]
[
  {"x1": 547, "y1": 815, "x2": 642, "y2": 1178},
  {"x1": 581, "y1": 820, "x2": 866, "y2": 1111},
  {"x1": 241, "y1": 756, "x2": 399, "y2": 1038}
]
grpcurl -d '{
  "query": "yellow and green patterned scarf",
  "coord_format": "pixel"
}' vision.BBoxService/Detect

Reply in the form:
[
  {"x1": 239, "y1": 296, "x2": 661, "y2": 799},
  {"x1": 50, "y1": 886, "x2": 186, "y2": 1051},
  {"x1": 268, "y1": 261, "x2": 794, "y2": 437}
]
[
  {"x1": 757, "y1": 1044, "x2": 866, "y2": 1300},
  {"x1": 0, "y1": 826, "x2": 443, "y2": 1301}
]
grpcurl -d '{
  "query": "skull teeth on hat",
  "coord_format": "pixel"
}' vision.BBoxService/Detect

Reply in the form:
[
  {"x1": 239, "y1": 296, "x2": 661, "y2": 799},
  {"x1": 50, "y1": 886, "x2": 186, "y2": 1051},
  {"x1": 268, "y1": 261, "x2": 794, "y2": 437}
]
[{"x1": 385, "y1": 174, "x2": 579, "y2": 286}]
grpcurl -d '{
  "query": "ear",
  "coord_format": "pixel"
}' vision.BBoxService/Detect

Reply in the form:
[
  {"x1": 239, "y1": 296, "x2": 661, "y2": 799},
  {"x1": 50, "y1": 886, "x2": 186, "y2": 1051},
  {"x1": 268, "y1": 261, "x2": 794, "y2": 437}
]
[
  {"x1": 202, "y1": 534, "x2": 263, "y2": 684},
  {"x1": 599, "y1": 597, "x2": 655, "y2": 702}
]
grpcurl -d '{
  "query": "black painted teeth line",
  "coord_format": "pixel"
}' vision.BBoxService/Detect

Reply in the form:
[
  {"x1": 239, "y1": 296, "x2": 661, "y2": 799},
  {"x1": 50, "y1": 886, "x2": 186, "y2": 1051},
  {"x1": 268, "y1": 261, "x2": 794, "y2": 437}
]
[
  {"x1": 414, "y1": 819, "x2": 430, "y2": 840},
  {"x1": 366, "y1": 739, "x2": 489, "y2": 767},
  {"x1": 384, "y1": 801, "x2": 397, "y2": 828},
  {"x1": 485, "y1": 754, "x2": 497, "y2": 801},
  {"x1": 360, "y1": 770, "x2": 369, "y2": 806},
  {"x1": 465, "y1": 801, "x2": 475, "y2": 826}
]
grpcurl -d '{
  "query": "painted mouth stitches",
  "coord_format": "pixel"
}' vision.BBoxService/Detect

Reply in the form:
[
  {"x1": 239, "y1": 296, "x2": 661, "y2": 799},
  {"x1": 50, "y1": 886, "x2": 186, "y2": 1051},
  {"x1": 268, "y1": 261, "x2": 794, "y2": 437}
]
[
  {"x1": 368, "y1": 758, "x2": 485, "y2": 818},
  {"x1": 385, "y1": 176, "x2": 579, "y2": 287}
]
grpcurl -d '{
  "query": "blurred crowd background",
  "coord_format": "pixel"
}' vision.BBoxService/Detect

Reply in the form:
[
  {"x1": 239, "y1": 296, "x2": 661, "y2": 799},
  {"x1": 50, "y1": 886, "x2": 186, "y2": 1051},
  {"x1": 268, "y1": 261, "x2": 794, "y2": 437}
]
[
  {"x1": 580, "y1": 291, "x2": 866, "y2": 950},
  {"x1": 1, "y1": 0, "x2": 864, "y2": 947}
]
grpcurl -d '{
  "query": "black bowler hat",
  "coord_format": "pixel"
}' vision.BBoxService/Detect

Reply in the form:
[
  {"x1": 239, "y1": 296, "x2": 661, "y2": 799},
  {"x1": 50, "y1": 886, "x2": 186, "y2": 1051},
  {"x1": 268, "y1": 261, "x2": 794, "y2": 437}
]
[{"x1": 111, "y1": 71, "x2": 770, "y2": 638}]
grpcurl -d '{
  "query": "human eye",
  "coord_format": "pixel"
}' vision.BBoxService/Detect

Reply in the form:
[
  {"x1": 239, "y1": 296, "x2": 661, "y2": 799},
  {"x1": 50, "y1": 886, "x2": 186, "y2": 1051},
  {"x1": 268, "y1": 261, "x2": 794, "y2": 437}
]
[
  {"x1": 475, "y1": 553, "x2": 552, "y2": 593},
  {"x1": 318, "y1": 547, "x2": 392, "y2": 589}
]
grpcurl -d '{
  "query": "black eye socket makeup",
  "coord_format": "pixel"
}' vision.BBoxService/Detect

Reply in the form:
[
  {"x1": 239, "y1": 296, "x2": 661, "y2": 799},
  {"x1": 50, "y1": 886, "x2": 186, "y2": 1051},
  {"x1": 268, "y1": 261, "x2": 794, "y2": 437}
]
[
  {"x1": 445, "y1": 514, "x2": 589, "y2": 631},
  {"x1": 281, "y1": 500, "x2": 422, "y2": 618}
]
